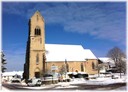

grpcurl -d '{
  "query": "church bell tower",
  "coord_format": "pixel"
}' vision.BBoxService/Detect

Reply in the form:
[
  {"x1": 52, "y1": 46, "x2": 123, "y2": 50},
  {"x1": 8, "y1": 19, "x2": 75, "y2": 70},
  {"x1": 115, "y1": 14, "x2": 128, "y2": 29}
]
[{"x1": 23, "y1": 11, "x2": 46, "y2": 80}]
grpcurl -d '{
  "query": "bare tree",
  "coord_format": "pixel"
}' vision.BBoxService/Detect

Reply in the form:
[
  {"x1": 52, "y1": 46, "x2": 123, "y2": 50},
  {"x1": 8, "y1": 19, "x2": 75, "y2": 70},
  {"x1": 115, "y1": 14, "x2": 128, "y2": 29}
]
[
  {"x1": 116, "y1": 58, "x2": 126, "y2": 75},
  {"x1": 59, "y1": 64, "x2": 67, "y2": 75},
  {"x1": 97, "y1": 64, "x2": 102, "y2": 77},
  {"x1": 107, "y1": 47, "x2": 126, "y2": 78}
]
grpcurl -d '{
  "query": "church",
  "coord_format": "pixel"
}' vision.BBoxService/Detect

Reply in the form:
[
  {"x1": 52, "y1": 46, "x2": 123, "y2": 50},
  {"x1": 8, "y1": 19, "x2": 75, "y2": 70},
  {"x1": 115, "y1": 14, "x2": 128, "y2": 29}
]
[{"x1": 23, "y1": 11, "x2": 98, "y2": 80}]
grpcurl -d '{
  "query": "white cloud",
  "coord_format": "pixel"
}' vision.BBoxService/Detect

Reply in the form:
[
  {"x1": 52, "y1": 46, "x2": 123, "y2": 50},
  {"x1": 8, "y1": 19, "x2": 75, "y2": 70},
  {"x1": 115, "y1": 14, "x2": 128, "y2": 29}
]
[
  {"x1": 2, "y1": 2, "x2": 126, "y2": 44},
  {"x1": 41, "y1": 3, "x2": 126, "y2": 44}
]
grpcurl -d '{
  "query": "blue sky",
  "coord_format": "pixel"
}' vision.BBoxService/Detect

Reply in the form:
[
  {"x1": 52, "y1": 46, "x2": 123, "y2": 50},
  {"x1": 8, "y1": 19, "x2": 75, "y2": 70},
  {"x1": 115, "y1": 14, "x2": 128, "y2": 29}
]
[{"x1": 2, "y1": 2, "x2": 126, "y2": 71}]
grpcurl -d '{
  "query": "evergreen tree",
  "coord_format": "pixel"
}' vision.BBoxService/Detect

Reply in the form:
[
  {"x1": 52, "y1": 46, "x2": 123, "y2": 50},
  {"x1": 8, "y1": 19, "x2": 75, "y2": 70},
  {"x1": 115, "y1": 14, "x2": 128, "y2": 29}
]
[{"x1": 1, "y1": 52, "x2": 7, "y2": 72}]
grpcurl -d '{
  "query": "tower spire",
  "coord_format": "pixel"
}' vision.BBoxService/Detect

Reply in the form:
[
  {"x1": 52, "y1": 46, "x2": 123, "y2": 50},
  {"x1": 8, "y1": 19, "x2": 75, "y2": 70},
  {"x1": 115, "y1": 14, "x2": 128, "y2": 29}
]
[{"x1": 30, "y1": 10, "x2": 44, "y2": 22}]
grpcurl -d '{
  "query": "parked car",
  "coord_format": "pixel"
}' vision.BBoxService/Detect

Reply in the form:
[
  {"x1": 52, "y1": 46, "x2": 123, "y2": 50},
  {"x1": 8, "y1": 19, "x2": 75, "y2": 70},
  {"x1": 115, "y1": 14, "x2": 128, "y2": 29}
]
[
  {"x1": 27, "y1": 78, "x2": 42, "y2": 86},
  {"x1": 11, "y1": 78, "x2": 21, "y2": 83},
  {"x1": 11, "y1": 74, "x2": 21, "y2": 83},
  {"x1": 68, "y1": 72, "x2": 89, "y2": 81},
  {"x1": 41, "y1": 73, "x2": 59, "y2": 84},
  {"x1": 43, "y1": 74, "x2": 53, "y2": 81}
]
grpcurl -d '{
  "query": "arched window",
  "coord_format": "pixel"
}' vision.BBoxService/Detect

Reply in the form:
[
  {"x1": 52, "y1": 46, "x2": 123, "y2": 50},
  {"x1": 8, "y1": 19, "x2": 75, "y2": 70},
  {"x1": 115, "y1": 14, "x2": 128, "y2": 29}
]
[
  {"x1": 92, "y1": 62, "x2": 95, "y2": 69},
  {"x1": 66, "y1": 64, "x2": 69, "y2": 72},
  {"x1": 36, "y1": 53, "x2": 39, "y2": 65},
  {"x1": 81, "y1": 63, "x2": 84, "y2": 72},
  {"x1": 35, "y1": 26, "x2": 41, "y2": 36}
]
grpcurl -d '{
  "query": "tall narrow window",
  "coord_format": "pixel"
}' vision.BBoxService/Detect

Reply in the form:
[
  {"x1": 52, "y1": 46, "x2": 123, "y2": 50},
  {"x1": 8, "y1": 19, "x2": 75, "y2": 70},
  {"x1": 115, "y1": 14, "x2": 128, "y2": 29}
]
[
  {"x1": 66, "y1": 64, "x2": 69, "y2": 72},
  {"x1": 38, "y1": 29, "x2": 41, "y2": 35},
  {"x1": 72, "y1": 68, "x2": 74, "y2": 72},
  {"x1": 36, "y1": 53, "x2": 39, "y2": 65},
  {"x1": 92, "y1": 62, "x2": 95, "y2": 69},
  {"x1": 34, "y1": 29, "x2": 37, "y2": 35},
  {"x1": 81, "y1": 63, "x2": 84, "y2": 72},
  {"x1": 37, "y1": 15, "x2": 39, "y2": 21}
]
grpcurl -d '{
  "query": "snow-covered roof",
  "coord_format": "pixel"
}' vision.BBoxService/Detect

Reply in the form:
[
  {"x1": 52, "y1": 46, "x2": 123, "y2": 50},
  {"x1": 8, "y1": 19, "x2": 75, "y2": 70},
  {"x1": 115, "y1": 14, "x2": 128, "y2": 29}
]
[
  {"x1": 2, "y1": 71, "x2": 23, "y2": 76},
  {"x1": 45, "y1": 44, "x2": 97, "y2": 62},
  {"x1": 98, "y1": 57, "x2": 115, "y2": 66},
  {"x1": 83, "y1": 49, "x2": 97, "y2": 59}
]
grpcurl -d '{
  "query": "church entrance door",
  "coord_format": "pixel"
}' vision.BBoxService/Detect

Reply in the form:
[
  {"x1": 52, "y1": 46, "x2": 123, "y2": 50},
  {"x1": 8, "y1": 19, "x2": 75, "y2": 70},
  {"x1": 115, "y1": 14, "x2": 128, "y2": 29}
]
[{"x1": 35, "y1": 72, "x2": 40, "y2": 78}]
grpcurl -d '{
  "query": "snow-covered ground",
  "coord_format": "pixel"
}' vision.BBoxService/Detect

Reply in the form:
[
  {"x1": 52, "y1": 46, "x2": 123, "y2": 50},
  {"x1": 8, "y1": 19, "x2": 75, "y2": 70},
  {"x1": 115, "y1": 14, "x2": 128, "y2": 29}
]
[
  {"x1": 2, "y1": 74, "x2": 127, "y2": 90},
  {"x1": 70, "y1": 76, "x2": 126, "y2": 85},
  {"x1": 54, "y1": 75, "x2": 127, "y2": 90},
  {"x1": 21, "y1": 75, "x2": 127, "y2": 90}
]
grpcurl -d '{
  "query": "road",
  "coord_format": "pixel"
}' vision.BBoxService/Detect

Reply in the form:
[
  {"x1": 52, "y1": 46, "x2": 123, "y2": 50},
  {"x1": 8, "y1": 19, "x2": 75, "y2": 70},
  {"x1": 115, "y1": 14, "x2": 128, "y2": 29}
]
[
  {"x1": 2, "y1": 83, "x2": 60, "y2": 90},
  {"x1": 2, "y1": 82, "x2": 127, "y2": 91},
  {"x1": 2, "y1": 83, "x2": 29, "y2": 90}
]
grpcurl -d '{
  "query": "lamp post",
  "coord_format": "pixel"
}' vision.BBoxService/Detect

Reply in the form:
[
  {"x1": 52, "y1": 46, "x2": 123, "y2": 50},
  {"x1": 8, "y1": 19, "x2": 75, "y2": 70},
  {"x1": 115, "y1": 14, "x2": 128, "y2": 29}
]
[{"x1": 65, "y1": 59, "x2": 68, "y2": 82}]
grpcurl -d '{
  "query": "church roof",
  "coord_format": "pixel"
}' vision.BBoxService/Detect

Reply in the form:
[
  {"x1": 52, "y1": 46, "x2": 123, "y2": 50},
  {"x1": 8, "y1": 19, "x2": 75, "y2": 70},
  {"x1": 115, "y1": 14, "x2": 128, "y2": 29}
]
[
  {"x1": 45, "y1": 44, "x2": 97, "y2": 62},
  {"x1": 83, "y1": 49, "x2": 97, "y2": 60}
]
